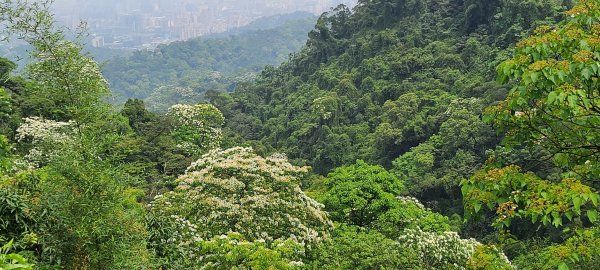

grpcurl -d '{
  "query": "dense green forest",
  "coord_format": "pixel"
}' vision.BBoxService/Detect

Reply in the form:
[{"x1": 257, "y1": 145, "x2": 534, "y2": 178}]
[
  {"x1": 102, "y1": 13, "x2": 317, "y2": 111},
  {"x1": 1, "y1": 0, "x2": 600, "y2": 269}
]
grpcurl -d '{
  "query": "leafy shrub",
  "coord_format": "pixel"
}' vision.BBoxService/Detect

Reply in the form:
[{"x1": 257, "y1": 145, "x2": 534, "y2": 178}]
[
  {"x1": 307, "y1": 225, "x2": 419, "y2": 269},
  {"x1": 0, "y1": 240, "x2": 34, "y2": 270}
]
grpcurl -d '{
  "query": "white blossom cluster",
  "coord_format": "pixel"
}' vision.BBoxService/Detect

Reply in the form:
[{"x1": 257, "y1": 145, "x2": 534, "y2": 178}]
[
  {"x1": 397, "y1": 196, "x2": 425, "y2": 209},
  {"x1": 149, "y1": 147, "x2": 332, "y2": 264},
  {"x1": 398, "y1": 227, "x2": 511, "y2": 269},
  {"x1": 444, "y1": 97, "x2": 483, "y2": 116},
  {"x1": 167, "y1": 104, "x2": 224, "y2": 155},
  {"x1": 15, "y1": 117, "x2": 74, "y2": 166},
  {"x1": 312, "y1": 94, "x2": 338, "y2": 120},
  {"x1": 167, "y1": 104, "x2": 224, "y2": 129},
  {"x1": 16, "y1": 117, "x2": 74, "y2": 143},
  {"x1": 186, "y1": 147, "x2": 310, "y2": 181}
]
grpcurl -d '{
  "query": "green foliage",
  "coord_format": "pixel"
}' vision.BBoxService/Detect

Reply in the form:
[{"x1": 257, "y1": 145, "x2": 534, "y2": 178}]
[
  {"x1": 464, "y1": 0, "x2": 501, "y2": 32},
  {"x1": 1, "y1": 1, "x2": 111, "y2": 124},
  {"x1": 0, "y1": 0, "x2": 592, "y2": 269},
  {"x1": 33, "y1": 160, "x2": 152, "y2": 268},
  {"x1": 318, "y1": 160, "x2": 449, "y2": 237},
  {"x1": 0, "y1": 184, "x2": 35, "y2": 248},
  {"x1": 217, "y1": 0, "x2": 516, "y2": 175},
  {"x1": 467, "y1": 244, "x2": 514, "y2": 270},
  {"x1": 390, "y1": 97, "x2": 498, "y2": 214},
  {"x1": 373, "y1": 197, "x2": 451, "y2": 237},
  {"x1": 463, "y1": 1, "x2": 600, "y2": 269},
  {"x1": 512, "y1": 227, "x2": 600, "y2": 270},
  {"x1": 119, "y1": 99, "x2": 193, "y2": 179},
  {"x1": 307, "y1": 225, "x2": 419, "y2": 269},
  {"x1": 489, "y1": 0, "x2": 600, "y2": 187},
  {"x1": 0, "y1": 240, "x2": 34, "y2": 270},
  {"x1": 0, "y1": 135, "x2": 10, "y2": 174},
  {"x1": 320, "y1": 160, "x2": 404, "y2": 226},
  {"x1": 120, "y1": 99, "x2": 157, "y2": 134},
  {"x1": 0, "y1": 58, "x2": 16, "y2": 82},
  {"x1": 0, "y1": 88, "x2": 11, "y2": 121},
  {"x1": 0, "y1": 1, "x2": 154, "y2": 268},
  {"x1": 214, "y1": 1, "x2": 567, "y2": 221},
  {"x1": 144, "y1": 85, "x2": 201, "y2": 113},
  {"x1": 197, "y1": 233, "x2": 305, "y2": 270}
]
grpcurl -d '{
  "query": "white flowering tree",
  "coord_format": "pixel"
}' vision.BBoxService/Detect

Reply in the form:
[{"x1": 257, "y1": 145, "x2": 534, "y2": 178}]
[
  {"x1": 148, "y1": 147, "x2": 332, "y2": 268},
  {"x1": 399, "y1": 227, "x2": 513, "y2": 270},
  {"x1": 15, "y1": 117, "x2": 74, "y2": 166},
  {"x1": 166, "y1": 103, "x2": 224, "y2": 157}
]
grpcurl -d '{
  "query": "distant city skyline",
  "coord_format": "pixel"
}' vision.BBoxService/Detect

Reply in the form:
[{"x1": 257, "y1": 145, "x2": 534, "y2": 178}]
[{"x1": 50, "y1": 0, "x2": 357, "y2": 49}]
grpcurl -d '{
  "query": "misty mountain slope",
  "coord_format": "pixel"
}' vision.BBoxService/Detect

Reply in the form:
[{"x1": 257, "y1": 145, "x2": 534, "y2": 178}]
[
  {"x1": 208, "y1": 11, "x2": 320, "y2": 37},
  {"x1": 102, "y1": 13, "x2": 317, "y2": 110}
]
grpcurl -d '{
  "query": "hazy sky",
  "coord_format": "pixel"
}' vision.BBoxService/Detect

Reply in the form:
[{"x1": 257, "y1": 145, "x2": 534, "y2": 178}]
[{"x1": 52, "y1": 0, "x2": 358, "y2": 17}]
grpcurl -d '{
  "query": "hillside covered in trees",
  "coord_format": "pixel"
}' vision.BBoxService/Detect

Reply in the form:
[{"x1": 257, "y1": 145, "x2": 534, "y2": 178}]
[
  {"x1": 1, "y1": 0, "x2": 600, "y2": 269},
  {"x1": 102, "y1": 12, "x2": 317, "y2": 111}
]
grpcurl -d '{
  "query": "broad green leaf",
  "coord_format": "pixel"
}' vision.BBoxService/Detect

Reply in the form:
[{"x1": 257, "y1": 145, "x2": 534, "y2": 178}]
[
  {"x1": 582, "y1": 68, "x2": 592, "y2": 80},
  {"x1": 567, "y1": 95, "x2": 578, "y2": 108},
  {"x1": 571, "y1": 253, "x2": 580, "y2": 262},
  {"x1": 461, "y1": 184, "x2": 471, "y2": 195},
  {"x1": 565, "y1": 211, "x2": 573, "y2": 221},
  {"x1": 591, "y1": 194, "x2": 599, "y2": 207},
  {"x1": 587, "y1": 209, "x2": 598, "y2": 223},
  {"x1": 557, "y1": 70, "x2": 567, "y2": 81},
  {"x1": 530, "y1": 72, "x2": 539, "y2": 83},
  {"x1": 473, "y1": 202, "x2": 482, "y2": 213},
  {"x1": 552, "y1": 214, "x2": 562, "y2": 227},
  {"x1": 573, "y1": 197, "x2": 582, "y2": 213},
  {"x1": 548, "y1": 91, "x2": 558, "y2": 104},
  {"x1": 542, "y1": 215, "x2": 550, "y2": 226}
]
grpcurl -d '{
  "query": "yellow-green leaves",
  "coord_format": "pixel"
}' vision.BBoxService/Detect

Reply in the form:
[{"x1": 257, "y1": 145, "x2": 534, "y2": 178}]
[
  {"x1": 462, "y1": 166, "x2": 600, "y2": 230},
  {"x1": 489, "y1": 1, "x2": 600, "y2": 174}
]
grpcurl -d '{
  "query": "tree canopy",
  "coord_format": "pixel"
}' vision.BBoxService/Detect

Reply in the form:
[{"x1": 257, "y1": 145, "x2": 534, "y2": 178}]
[{"x1": 2, "y1": 0, "x2": 600, "y2": 269}]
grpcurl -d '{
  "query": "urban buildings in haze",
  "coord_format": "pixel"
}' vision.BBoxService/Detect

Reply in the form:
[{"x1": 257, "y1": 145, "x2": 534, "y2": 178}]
[{"x1": 52, "y1": 0, "x2": 357, "y2": 49}]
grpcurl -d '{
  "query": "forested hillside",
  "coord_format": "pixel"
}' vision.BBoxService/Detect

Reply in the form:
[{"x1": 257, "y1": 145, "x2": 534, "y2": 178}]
[
  {"x1": 103, "y1": 13, "x2": 316, "y2": 110},
  {"x1": 1, "y1": 0, "x2": 600, "y2": 269},
  {"x1": 213, "y1": 0, "x2": 569, "y2": 212}
]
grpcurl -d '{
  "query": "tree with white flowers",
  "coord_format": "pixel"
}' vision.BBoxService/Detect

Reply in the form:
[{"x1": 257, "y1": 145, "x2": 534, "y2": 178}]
[
  {"x1": 15, "y1": 117, "x2": 74, "y2": 166},
  {"x1": 167, "y1": 103, "x2": 224, "y2": 156},
  {"x1": 148, "y1": 147, "x2": 332, "y2": 268},
  {"x1": 399, "y1": 227, "x2": 512, "y2": 270}
]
